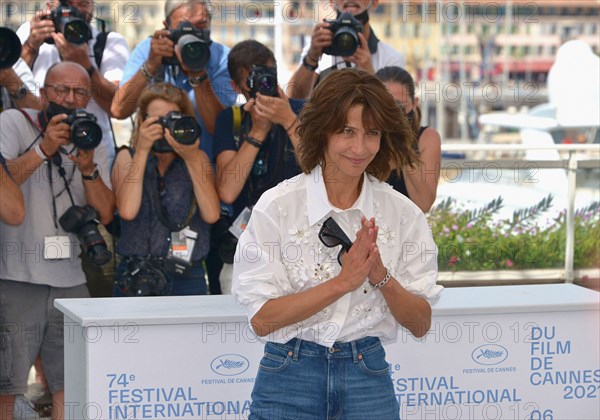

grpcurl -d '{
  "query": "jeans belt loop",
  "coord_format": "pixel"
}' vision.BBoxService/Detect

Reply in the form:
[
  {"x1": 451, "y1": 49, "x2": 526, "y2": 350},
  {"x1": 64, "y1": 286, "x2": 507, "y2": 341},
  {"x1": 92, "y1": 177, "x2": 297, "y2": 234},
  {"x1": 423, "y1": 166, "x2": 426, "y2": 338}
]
[
  {"x1": 351, "y1": 340, "x2": 359, "y2": 363},
  {"x1": 293, "y1": 338, "x2": 302, "y2": 361}
]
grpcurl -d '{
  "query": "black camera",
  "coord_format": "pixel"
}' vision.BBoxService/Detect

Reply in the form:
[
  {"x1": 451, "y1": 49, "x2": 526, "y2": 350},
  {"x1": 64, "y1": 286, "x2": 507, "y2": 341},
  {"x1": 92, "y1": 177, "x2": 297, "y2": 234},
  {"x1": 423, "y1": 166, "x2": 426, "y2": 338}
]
[
  {"x1": 247, "y1": 65, "x2": 278, "y2": 98},
  {"x1": 164, "y1": 21, "x2": 212, "y2": 71},
  {"x1": 0, "y1": 27, "x2": 22, "y2": 69},
  {"x1": 59, "y1": 205, "x2": 112, "y2": 266},
  {"x1": 65, "y1": 109, "x2": 103, "y2": 150},
  {"x1": 117, "y1": 256, "x2": 169, "y2": 297},
  {"x1": 44, "y1": 0, "x2": 92, "y2": 45},
  {"x1": 323, "y1": 12, "x2": 363, "y2": 57},
  {"x1": 152, "y1": 111, "x2": 201, "y2": 153}
]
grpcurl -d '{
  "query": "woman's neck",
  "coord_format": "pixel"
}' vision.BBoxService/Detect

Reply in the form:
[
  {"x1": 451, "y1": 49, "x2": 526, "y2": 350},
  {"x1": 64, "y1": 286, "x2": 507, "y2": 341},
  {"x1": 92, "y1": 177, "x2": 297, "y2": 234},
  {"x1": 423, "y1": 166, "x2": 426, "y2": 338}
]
[{"x1": 323, "y1": 169, "x2": 363, "y2": 210}]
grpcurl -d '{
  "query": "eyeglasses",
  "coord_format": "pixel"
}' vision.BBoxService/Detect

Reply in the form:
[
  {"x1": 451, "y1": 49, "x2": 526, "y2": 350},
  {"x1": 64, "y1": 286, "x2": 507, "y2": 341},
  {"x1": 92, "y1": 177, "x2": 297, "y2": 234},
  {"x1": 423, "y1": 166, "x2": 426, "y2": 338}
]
[
  {"x1": 318, "y1": 217, "x2": 353, "y2": 265},
  {"x1": 45, "y1": 84, "x2": 90, "y2": 100}
]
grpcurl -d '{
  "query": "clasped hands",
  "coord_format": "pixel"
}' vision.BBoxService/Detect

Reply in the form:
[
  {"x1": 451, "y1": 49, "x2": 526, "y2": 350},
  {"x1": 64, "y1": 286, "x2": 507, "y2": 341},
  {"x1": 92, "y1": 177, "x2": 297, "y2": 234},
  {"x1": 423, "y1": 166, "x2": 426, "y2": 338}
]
[{"x1": 338, "y1": 216, "x2": 387, "y2": 292}]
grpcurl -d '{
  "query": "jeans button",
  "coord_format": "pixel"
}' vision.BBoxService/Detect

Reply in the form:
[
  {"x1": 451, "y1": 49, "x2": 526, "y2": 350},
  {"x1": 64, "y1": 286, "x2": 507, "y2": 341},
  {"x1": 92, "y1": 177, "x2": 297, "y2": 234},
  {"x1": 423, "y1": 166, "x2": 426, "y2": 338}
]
[{"x1": 328, "y1": 347, "x2": 335, "y2": 354}]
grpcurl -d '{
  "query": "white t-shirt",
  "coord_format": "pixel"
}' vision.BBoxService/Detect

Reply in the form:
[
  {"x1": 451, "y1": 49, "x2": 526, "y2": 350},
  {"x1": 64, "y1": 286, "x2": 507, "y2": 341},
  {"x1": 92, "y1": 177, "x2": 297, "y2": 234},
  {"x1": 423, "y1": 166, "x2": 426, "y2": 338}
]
[
  {"x1": 16, "y1": 21, "x2": 130, "y2": 156},
  {"x1": 233, "y1": 166, "x2": 442, "y2": 347}
]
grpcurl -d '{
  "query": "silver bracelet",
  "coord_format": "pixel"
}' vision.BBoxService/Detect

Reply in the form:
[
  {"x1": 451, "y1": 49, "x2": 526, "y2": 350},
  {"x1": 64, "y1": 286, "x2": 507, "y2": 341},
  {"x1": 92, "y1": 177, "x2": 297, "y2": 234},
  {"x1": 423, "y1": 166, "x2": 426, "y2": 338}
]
[{"x1": 372, "y1": 269, "x2": 391, "y2": 290}]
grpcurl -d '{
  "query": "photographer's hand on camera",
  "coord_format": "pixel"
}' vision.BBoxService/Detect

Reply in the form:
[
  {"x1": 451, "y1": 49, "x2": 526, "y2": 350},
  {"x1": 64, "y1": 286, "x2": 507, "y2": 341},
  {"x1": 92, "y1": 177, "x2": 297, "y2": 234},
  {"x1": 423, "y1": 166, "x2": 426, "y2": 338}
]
[
  {"x1": 39, "y1": 113, "x2": 70, "y2": 158},
  {"x1": 346, "y1": 32, "x2": 374, "y2": 74},
  {"x1": 146, "y1": 29, "x2": 174, "y2": 75},
  {"x1": 52, "y1": 32, "x2": 91, "y2": 67},
  {"x1": 21, "y1": 11, "x2": 55, "y2": 66},
  {"x1": 253, "y1": 88, "x2": 299, "y2": 148},
  {"x1": 66, "y1": 147, "x2": 94, "y2": 175},
  {"x1": 27, "y1": 11, "x2": 55, "y2": 50},
  {"x1": 307, "y1": 22, "x2": 332, "y2": 65},
  {"x1": 137, "y1": 116, "x2": 164, "y2": 154},
  {"x1": 163, "y1": 128, "x2": 201, "y2": 161},
  {"x1": 244, "y1": 98, "x2": 272, "y2": 141}
]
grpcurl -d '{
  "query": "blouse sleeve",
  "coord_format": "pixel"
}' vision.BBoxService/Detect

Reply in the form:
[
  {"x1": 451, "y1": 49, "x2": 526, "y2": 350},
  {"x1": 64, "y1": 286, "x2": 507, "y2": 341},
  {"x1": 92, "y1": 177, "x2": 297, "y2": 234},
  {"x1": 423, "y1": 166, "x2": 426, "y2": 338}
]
[
  {"x1": 232, "y1": 205, "x2": 296, "y2": 322},
  {"x1": 393, "y1": 209, "x2": 443, "y2": 306}
]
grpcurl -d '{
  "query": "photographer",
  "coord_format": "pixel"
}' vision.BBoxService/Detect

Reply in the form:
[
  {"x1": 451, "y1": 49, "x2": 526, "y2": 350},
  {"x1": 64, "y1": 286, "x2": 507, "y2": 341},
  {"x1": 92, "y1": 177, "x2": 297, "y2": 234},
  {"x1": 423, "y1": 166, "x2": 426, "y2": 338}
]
[
  {"x1": 0, "y1": 27, "x2": 40, "y2": 111},
  {"x1": 210, "y1": 40, "x2": 304, "y2": 294},
  {"x1": 17, "y1": 0, "x2": 129, "y2": 156},
  {"x1": 287, "y1": 0, "x2": 404, "y2": 99},
  {"x1": 111, "y1": 83, "x2": 220, "y2": 297},
  {"x1": 112, "y1": 0, "x2": 237, "y2": 162},
  {"x1": 0, "y1": 62, "x2": 114, "y2": 420}
]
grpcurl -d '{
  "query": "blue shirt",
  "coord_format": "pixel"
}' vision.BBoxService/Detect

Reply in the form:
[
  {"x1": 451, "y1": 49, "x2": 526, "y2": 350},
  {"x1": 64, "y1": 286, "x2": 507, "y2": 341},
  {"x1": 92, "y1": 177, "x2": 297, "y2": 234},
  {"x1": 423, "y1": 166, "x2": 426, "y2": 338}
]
[
  {"x1": 121, "y1": 37, "x2": 237, "y2": 160},
  {"x1": 213, "y1": 98, "x2": 305, "y2": 219}
]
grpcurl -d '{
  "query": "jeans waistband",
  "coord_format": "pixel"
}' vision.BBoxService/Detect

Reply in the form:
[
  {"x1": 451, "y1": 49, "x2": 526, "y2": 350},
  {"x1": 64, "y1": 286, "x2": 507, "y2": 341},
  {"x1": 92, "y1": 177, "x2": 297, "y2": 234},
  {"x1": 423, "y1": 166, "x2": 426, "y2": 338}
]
[{"x1": 269, "y1": 336, "x2": 382, "y2": 362}]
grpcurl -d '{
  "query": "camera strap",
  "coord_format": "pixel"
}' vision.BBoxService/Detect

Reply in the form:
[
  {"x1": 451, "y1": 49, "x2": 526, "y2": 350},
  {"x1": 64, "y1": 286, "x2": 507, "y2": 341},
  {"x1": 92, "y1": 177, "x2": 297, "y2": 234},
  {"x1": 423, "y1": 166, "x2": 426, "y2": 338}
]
[
  {"x1": 232, "y1": 105, "x2": 243, "y2": 148},
  {"x1": 16, "y1": 108, "x2": 77, "y2": 230}
]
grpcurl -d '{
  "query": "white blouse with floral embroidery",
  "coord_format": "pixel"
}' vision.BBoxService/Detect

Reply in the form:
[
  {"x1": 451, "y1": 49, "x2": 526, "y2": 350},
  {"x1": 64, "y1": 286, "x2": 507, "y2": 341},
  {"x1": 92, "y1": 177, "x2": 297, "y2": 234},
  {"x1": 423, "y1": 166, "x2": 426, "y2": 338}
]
[{"x1": 232, "y1": 166, "x2": 443, "y2": 347}]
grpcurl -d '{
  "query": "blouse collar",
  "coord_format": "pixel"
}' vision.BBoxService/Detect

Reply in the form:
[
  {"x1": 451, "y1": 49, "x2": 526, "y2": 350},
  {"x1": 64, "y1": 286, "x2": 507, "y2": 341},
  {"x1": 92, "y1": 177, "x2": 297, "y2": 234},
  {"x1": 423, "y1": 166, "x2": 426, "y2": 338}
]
[{"x1": 306, "y1": 165, "x2": 376, "y2": 227}]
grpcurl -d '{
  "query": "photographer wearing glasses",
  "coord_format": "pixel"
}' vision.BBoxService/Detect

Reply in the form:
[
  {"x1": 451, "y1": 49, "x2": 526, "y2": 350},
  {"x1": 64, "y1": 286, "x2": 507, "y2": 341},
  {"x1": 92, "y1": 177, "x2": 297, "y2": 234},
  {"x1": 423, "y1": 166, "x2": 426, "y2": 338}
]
[
  {"x1": 209, "y1": 40, "x2": 304, "y2": 294},
  {"x1": 112, "y1": 0, "x2": 237, "y2": 162},
  {"x1": 16, "y1": 0, "x2": 129, "y2": 158},
  {"x1": 287, "y1": 0, "x2": 404, "y2": 99},
  {"x1": 233, "y1": 69, "x2": 442, "y2": 419},
  {"x1": 111, "y1": 83, "x2": 219, "y2": 297},
  {"x1": 0, "y1": 62, "x2": 114, "y2": 420}
]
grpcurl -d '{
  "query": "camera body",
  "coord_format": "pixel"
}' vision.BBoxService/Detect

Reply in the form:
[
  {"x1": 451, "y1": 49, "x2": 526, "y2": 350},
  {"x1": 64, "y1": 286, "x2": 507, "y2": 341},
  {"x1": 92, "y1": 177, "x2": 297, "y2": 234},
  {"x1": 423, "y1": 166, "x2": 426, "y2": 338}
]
[
  {"x1": 0, "y1": 27, "x2": 22, "y2": 69},
  {"x1": 164, "y1": 21, "x2": 212, "y2": 71},
  {"x1": 44, "y1": 0, "x2": 92, "y2": 45},
  {"x1": 59, "y1": 205, "x2": 112, "y2": 266},
  {"x1": 152, "y1": 111, "x2": 202, "y2": 153},
  {"x1": 117, "y1": 256, "x2": 169, "y2": 297},
  {"x1": 323, "y1": 12, "x2": 363, "y2": 57},
  {"x1": 247, "y1": 65, "x2": 278, "y2": 98}
]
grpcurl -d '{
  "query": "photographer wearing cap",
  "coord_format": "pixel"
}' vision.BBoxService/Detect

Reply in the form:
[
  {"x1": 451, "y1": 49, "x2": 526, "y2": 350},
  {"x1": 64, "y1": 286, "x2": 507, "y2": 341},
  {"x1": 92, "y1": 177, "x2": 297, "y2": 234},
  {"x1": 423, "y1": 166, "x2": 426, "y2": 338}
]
[
  {"x1": 112, "y1": 0, "x2": 237, "y2": 162},
  {"x1": 287, "y1": 0, "x2": 404, "y2": 99},
  {"x1": 0, "y1": 61, "x2": 114, "y2": 420},
  {"x1": 16, "y1": 0, "x2": 130, "y2": 157},
  {"x1": 210, "y1": 40, "x2": 304, "y2": 294},
  {"x1": 111, "y1": 83, "x2": 220, "y2": 297}
]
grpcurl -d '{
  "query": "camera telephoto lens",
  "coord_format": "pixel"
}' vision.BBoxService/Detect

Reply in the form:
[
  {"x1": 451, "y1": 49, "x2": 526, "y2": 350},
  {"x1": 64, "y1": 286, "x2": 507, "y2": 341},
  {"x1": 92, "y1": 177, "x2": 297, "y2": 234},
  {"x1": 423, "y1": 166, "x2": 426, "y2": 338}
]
[
  {"x1": 333, "y1": 30, "x2": 359, "y2": 56},
  {"x1": 61, "y1": 18, "x2": 92, "y2": 45},
  {"x1": 171, "y1": 117, "x2": 200, "y2": 145},
  {"x1": 71, "y1": 120, "x2": 103, "y2": 150},
  {"x1": 179, "y1": 35, "x2": 211, "y2": 71},
  {"x1": 257, "y1": 75, "x2": 278, "y2": 97},
  {"x1": 0, "y1": 27, "x2": 22, "y2": 69}
]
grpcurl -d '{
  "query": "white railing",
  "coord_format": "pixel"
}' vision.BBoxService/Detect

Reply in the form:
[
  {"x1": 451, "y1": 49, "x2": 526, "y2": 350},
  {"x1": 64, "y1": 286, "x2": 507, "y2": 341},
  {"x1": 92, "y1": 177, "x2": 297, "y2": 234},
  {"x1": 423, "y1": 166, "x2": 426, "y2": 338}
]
[{"x1": 438, "y1": 143, "x2": 600, "y2": 283}]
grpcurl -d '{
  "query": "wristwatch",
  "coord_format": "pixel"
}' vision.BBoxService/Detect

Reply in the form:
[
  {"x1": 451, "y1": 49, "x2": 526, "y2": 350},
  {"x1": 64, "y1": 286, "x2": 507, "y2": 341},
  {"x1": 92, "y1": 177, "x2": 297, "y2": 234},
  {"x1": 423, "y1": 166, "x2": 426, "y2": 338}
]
[
  {"x1": 9, "y1": 83, "x2": 27, "y2": 101},
  {"x1": 82, "y1": 164, "x2": 100, "y2": 181},
  {"x1": 189, "y1": 72, "x2": 208, "y2": 87}
]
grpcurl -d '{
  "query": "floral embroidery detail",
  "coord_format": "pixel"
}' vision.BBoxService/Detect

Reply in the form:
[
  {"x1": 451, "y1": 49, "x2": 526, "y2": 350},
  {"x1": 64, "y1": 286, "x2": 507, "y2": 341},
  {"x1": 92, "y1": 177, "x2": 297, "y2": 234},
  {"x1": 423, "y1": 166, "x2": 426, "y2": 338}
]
[
  {"x1": 378, "y1": 224, "x2": 396, "y2": 246},
  {"x1": 352, "y1": 303, "x2": 386, "y2": 328},
  {"x1": 277, "y1": 205, "x2": 288, "y2": 219},
  {"x1": 312, "y1": 262, "x2": 333, "y2": 282},
  {"x1": 373, "y1": 200, "x2": 383, "y2": 219},
  {"x1": 288, "y1": 225, "x2": 311, "y2": 244}
]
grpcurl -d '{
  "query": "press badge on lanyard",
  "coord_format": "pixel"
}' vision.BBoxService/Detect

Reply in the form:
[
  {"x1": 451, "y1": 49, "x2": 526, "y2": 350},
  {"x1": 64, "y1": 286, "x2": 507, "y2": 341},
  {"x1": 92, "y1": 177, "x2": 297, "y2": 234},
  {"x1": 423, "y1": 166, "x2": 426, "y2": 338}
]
[
  {"x1": 168, "y1": 226, "x2": 198, "y2": 263},
  {"x1": 44, "y1": 235, "x2": 72, "y2": 260}
]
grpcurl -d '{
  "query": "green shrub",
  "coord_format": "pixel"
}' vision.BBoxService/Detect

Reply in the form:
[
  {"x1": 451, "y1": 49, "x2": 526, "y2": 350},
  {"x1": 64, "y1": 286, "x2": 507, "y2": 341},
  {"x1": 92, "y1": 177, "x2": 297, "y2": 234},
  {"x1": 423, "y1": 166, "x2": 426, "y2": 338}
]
[{"x1": 429, "y1": 195, "x2": 600, "y2": 271}]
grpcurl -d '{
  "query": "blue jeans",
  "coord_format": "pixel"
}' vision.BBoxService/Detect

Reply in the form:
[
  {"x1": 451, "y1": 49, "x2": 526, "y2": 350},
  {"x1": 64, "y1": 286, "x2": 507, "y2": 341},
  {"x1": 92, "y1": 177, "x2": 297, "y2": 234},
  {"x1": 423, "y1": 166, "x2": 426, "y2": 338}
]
[
  {"x1": 250, "y1": 336, "x2": 399, "y2": 420},
  {"x1": 113, "y1": 258, "x2": 207, "y2": 296}
]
